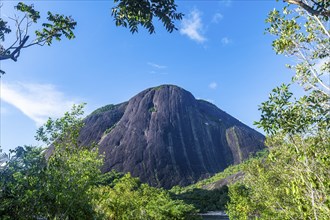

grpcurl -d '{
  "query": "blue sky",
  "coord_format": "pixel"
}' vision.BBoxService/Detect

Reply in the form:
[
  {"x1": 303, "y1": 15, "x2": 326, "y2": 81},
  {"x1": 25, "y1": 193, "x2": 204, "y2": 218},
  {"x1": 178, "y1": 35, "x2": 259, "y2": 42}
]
[{"x1": 1, "y1": 0, "x2": 294, "y2": 153}]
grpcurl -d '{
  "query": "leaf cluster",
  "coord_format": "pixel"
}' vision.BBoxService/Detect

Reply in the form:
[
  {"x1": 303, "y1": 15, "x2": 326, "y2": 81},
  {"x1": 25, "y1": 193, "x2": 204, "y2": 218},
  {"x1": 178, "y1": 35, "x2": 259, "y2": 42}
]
[
  {"x1": 255, "y1": 84, "x2": 329, "y2": 135},
  {"x1": 266, "y1": 1, "x2": 330, "y2": 93},
  {"x1": 112, "y1": 0, "x2": 183, "y2": 34},
  {"x1": 92, "y1": 173, "x2": 197, "y2": 220},
  {"x1": 15, "y1": 2, "x2": 40, "y2": 22},
  {"x1": 227, "y1": 131, "x2": 330, "y2": 219}
]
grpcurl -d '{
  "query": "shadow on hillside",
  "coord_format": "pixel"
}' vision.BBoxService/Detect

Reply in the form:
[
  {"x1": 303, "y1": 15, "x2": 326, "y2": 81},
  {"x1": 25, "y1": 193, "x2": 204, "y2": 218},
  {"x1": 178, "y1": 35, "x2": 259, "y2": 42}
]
[{"x1": 171, "y1": 186, "x2": 229, "y2": 213}]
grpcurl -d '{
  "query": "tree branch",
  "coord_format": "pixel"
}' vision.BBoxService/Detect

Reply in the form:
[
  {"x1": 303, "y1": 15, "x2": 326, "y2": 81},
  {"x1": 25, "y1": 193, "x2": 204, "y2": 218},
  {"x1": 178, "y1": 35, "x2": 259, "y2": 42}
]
[
  {"x1": 0, "y1": 35, "x2": 29, "y2": 61},
  {"x1": 285, "y1": 0, "x2": 330, "y2": 18}
]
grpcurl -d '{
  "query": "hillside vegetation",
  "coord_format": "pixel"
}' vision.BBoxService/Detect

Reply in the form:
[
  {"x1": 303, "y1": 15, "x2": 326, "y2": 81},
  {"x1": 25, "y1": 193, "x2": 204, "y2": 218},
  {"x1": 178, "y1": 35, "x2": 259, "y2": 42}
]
[{"x1": 170, "y1": 151, "x2": 267, "y2": 213}]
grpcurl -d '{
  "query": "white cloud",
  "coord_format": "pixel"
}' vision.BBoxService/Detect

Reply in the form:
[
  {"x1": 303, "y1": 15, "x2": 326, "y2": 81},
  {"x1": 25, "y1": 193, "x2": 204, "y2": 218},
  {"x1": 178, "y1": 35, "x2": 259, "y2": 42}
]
[
  {"x1": 180, "y1": 9, "x2": 206, "y2": 43},
  {"x1": 212, "y1": 13, "x2": 223, "y2": 23},
  {"x1": 220, "y1": 0, "x2": 232, "y2": 7},
  {"x1": 221, "y1": 37, "x2": 232, "y2": 45},
  {"x1": 1, "y1": 82, "x2": 78, "y2": 126},
  {"x1": 209, "y1": 82, "x2": 218, "y2": 89},
  {"x1": 147, "y1": 62, "x2": 167, "y2": 69}
]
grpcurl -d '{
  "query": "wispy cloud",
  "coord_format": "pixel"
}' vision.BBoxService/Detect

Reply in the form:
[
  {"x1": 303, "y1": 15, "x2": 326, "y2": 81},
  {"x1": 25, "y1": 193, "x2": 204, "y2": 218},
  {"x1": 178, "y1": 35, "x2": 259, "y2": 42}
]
[
  {"x1": 220, "y1": 0, "x2": 232, "y2": 7},
  {"x1": 147, "y1": 62, "x2": 167, "y2": 69},
  {"x1": 180, "y1": 9, "x2": 206, "y2": 43},
  {"x1": 1, "y1": 82, "x2": 78, "y2": 126},
  {"x1": 212, "y1": 13, "x2": 223, "y2": 23},
  {"x1": 221, "y1": 37, "x2": 232, "y2": 45},
  {"x1": 209, "y1": 82, "x2": 218, "y2": 89}
]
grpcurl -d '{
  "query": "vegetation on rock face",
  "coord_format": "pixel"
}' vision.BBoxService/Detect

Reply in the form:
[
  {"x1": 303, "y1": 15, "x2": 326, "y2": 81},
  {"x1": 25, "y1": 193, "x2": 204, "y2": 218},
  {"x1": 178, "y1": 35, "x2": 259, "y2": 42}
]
[
  {"x1": 227, "y1": 1, "x2": 330, "y2": 219},
  {"x1": 91, "y1": 104, "x2": 116, "y2": 115},
  {"x1": 170, "y1": 151, "x2": 267, "y2": 213},
  {"x1": 0, "y1": 105, "x2": 197, "y2": 219},
  {"x1": 104, "y1": 123, "x2": 118, "y2": 135}
]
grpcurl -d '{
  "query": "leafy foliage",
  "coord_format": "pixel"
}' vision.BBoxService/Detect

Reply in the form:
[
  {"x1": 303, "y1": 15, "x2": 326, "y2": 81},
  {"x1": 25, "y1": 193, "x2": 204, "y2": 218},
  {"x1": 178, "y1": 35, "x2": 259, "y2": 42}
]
[
  {"x1": 0, "y1": 104, "x2": 102, "y2": 219},
  {"x1": 227, "y1": 132, "x2": 330, "y2": 219},
  {"x1": 35, "y1": 12, "x2": 76, "y2": 45},
  {"x1": 0, "y1": 146, "x2": 47, "y2": 219},
  {"x1": 266, "y1": 0, "x2": 329, "y2": 94},
  {"x1": 35, "y1": 103, "x2": 86, "y2": 146},
  {"x1": 228, "y1": 1, "x2": 330, "y2": 219},
  {"x1": 112, "y1": 0, "x2": 183, "y2": 34},
  {"x1": 255, "y1": 84, "x2": 329, "y2": 135},
  {"x1": 170, "y1": 155, "x2": 266, "y2": 213},
  {"x1": 92, "y1": 173, "x2": 197, "y2": 220}
]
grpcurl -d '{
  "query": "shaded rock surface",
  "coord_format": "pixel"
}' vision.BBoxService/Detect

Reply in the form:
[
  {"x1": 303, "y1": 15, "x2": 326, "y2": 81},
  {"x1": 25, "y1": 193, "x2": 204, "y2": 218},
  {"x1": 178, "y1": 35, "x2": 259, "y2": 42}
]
[{"x1": 79, "y1": 85, "x2": 264, "y2": 188}]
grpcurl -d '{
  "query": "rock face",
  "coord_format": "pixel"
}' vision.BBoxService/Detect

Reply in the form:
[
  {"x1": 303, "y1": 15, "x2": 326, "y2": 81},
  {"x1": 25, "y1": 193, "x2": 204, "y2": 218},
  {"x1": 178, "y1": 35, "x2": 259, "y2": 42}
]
[{"x1": 79, "y1": 85, "x2": 264, "y2": 188}]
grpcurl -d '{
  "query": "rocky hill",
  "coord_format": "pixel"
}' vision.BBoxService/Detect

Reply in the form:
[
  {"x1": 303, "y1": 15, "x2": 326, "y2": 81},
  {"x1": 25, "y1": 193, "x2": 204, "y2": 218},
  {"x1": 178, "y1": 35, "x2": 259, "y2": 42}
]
[{"x1": 79, "y1": 85, "x2": 265, "y2": 188}]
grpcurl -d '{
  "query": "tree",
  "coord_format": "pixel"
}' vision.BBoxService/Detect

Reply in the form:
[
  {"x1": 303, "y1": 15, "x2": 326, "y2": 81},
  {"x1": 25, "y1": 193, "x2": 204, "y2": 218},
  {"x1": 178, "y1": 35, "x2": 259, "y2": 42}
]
[
  {"x1": 0, "y1": 2, "x2": 77, "y2": 74},
  {"x1": 112, "y1": 0, "x2": 183, "y2": 34},
  {"x1": 0, "y1": 104, "x2": 103, "y2": 219},
  {"x1": 92, "y1": 173, "x2": 197, "y2": 220},
  {"x1": 266, "y1": 0, "x2": 329, "y2": 95},
  {"x1": 0, "y1": 145, "x2": 47, "y2": 219},
  {"x1": 227, "y1": 1, "x2": 330, "y2": 219}
]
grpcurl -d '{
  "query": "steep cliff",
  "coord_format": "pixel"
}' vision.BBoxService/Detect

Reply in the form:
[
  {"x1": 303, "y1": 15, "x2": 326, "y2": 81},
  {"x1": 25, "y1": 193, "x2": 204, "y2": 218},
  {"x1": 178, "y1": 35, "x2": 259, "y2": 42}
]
[{"x1": 79, "y1": 85, "x2": 264, "y2": 188}]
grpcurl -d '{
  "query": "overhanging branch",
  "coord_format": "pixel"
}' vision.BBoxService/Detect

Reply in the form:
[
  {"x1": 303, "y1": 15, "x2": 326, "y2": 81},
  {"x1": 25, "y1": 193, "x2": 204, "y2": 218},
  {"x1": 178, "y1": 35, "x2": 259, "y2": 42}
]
[
  {"x1": 0, "y1": 35, "x2": 29, "y2": 61},
  {"x1": 285, "y1": 0, "x2": 330, "y2": 18}
]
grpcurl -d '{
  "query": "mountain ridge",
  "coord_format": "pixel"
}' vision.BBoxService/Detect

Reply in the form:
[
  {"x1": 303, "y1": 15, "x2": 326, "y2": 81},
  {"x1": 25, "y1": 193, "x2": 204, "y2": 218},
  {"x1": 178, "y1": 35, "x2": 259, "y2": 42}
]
[{"x1": 78, "y1": 85, "x2": 265, "y2": 188}]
